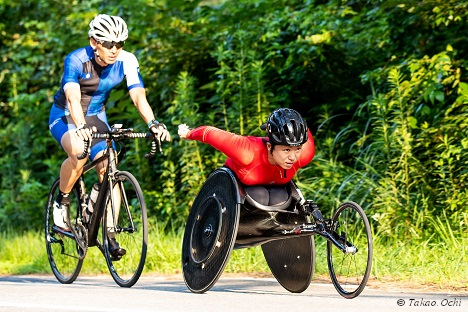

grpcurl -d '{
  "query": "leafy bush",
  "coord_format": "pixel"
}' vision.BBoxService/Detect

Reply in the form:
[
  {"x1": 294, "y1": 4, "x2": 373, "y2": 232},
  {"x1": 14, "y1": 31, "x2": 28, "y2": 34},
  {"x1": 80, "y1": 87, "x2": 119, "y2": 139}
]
[{"x1": 0, "y1": 0, "x2": 467, "y2": 247}]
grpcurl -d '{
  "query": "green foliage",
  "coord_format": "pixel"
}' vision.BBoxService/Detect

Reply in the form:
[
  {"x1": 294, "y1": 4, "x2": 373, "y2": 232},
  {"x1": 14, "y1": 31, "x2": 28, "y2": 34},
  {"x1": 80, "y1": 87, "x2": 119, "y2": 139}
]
[
  {"x1": 303, "y1": 47, "x2": 467, "y2": 242},
  {"x1": 0, "y1": 0, "x2": 467, "y2": 256}
]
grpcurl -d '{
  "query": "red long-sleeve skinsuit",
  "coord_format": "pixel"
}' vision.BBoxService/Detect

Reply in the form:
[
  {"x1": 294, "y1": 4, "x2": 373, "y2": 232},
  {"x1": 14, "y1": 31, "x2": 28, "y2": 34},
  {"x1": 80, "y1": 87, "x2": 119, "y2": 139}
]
[{"x1": 186, "y1": 126, "x2": 315, "y2": 186}]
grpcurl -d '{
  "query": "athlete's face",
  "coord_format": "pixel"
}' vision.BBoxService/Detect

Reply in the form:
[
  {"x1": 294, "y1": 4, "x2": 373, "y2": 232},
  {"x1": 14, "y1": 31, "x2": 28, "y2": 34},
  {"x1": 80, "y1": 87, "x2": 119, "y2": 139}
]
[
  {"x1": 268, "y1": 143, "x2": 303, "y2": 170},
  {"x1": 90, "y1": 38, "x2": 124, "y2": 66}
]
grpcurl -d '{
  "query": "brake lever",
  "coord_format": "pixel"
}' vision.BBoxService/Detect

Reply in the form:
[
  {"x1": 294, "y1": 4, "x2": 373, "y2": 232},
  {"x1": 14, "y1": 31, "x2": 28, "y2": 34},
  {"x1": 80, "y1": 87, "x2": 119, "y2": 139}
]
[{"x1": 144, "y1": 136, "x2": 163, "y2": 159}]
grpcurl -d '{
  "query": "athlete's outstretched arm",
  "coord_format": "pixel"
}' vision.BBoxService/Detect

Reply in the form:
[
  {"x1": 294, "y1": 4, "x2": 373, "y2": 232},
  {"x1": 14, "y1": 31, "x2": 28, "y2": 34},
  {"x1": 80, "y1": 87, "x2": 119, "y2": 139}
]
[{"x1": 179, "y1": 125, "x2": 255, "y2": 166}]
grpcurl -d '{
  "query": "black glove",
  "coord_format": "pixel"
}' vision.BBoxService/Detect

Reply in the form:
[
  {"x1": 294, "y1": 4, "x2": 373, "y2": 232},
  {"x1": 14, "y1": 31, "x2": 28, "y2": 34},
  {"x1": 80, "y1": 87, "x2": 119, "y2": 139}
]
[
  {"x1": 148, "y1": 119, "x2": 168, "y2": 140},
  {"x1": 76, "y1": 123, "x2": 92, "y2": 141}
]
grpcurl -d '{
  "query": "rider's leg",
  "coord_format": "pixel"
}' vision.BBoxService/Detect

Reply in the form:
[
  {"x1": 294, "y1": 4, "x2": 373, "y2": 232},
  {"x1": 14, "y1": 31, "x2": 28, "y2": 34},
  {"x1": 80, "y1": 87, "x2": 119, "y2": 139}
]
[
  {"x1": 244, "y1": 186, "x2": 269, "y2": 206},
  {"x1": 60, "y1": 130, "x2": 88, "y2": 193},
  {"x1": 52, "y1": 129, "x2": 88, "y2": 230},
  {"x1": 267, "y1": 185, "x2": 289, "y2": 205},
  {"x1": 245, "y1": 185, "x2": 289, "y2": 206}
]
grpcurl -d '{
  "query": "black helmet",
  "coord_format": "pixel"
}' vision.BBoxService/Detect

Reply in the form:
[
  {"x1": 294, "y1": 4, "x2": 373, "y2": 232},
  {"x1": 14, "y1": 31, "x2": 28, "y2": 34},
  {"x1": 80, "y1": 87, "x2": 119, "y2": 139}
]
[{"x1": 262, "y1": 108, "x2": 308, "y2": 146}]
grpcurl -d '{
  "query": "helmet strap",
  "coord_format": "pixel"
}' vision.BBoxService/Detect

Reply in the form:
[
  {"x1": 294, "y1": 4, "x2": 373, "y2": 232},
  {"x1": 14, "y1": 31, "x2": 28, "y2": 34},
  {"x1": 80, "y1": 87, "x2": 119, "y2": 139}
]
[
  {"x1": 90, "y1": 37, "x2": 107, "y2": 66},
  {"x1": 93, "y1": 49, "x2": 107, "y2": 66}
]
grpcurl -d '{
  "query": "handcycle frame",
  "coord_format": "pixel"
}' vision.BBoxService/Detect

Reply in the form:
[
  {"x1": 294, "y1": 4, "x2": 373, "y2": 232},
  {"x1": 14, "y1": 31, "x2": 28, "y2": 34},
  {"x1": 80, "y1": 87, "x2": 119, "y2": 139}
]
[
  {"x1": 45, "y1": 124, "x2": 159, "y2": 287},
  {"x1": 182, "y1": 167, "x2": 373, "y2": 299}
]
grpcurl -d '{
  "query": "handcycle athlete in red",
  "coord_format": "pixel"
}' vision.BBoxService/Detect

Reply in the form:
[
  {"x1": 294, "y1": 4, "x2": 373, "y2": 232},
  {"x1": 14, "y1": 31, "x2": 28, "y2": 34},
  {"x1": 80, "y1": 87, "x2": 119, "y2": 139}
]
[
  {"x1": 48, "y1": 14, "x2": 170, "y2": 258},
  {"x1": 178, "y1": 108, "x2": 314, "y2": 205},
  {"x1": 180, "y1": 108, "x2": 373, "y2": 299}
]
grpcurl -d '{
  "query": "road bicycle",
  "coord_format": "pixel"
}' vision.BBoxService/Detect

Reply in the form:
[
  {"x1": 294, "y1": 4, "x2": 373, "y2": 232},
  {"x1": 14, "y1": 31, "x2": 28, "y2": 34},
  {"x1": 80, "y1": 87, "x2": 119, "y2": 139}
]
[
  {"x1": 45, "y1": 124, "x2": 160, "y2": 287},
  {"x1": 182, "y1": 167, "x2": 373, "y2": 298}
]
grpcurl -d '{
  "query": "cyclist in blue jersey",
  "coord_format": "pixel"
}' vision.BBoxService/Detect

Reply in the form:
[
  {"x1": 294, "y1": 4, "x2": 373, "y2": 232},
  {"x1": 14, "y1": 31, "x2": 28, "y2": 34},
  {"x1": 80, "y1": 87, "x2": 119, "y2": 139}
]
[{"x1": 48, "y1": 14, "x2": 170, "y2": 258}]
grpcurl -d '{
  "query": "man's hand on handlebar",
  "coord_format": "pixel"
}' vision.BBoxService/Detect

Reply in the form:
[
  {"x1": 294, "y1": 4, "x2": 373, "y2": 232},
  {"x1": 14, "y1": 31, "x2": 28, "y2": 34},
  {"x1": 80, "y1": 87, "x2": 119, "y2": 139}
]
[
  {"x1": 75, "y1": 124, "x2": 97, "y2": 160},
  {"x1": 75, "y1": 123, "x2": 93, "y2": 142},
  {"x1": 148, "y1": 120, "x2": 171, "y2": 142}
]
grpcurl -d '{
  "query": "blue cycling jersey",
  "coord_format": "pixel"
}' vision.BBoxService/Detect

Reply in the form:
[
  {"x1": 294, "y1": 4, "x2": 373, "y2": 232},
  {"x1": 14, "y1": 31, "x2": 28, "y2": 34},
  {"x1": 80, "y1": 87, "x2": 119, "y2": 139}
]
[{"x1": 53, "y1": 46, "x2": 144, "y2": 115}]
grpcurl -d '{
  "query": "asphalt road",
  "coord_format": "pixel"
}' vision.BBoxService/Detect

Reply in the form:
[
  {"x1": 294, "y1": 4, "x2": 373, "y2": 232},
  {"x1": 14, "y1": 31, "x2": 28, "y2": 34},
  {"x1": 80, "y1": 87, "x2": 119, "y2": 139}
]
[{"x1": 0, "y1": 275, "x2": 465, "y2": 312}]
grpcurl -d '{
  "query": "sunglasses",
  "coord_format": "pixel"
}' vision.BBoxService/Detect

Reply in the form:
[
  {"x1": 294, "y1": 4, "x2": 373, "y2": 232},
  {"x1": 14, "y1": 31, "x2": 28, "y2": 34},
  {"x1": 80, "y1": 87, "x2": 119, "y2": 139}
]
[{"x1": 97, "y1": 40, "x2": 125, "y2": 49}]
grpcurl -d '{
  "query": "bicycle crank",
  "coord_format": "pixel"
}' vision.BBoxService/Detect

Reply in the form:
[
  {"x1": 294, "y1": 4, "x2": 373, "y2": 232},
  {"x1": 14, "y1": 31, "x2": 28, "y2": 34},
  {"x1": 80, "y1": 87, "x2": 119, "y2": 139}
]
[{"x1": 73, "y1": 224, "x2": 88, "y2": 259}]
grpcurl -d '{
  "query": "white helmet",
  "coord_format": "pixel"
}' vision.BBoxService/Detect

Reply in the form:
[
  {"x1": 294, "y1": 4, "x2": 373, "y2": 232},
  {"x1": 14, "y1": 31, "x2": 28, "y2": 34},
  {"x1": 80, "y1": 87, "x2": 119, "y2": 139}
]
[{"x1": 88, "y1": 14, "x2": 128, "y2": 42}]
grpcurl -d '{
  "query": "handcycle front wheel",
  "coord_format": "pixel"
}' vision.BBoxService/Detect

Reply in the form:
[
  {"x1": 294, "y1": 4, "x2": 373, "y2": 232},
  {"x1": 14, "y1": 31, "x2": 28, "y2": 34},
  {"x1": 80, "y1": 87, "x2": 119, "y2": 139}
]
[
  {"x1": 327, "y1": 201, "x2": 373, "y2": 299},
  {"x1": 102, "y1": 171, "x2": 148, "y2": 288},
  {"x1": 45, "y1": 178, "x2": 84, "y2": 284}
]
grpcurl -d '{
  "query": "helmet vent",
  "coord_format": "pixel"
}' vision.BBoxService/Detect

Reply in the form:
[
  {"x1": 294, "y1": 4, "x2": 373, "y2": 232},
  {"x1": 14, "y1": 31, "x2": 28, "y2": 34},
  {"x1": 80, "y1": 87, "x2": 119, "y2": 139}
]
[{"x1": 266, "y1": 108, "x2": 308, "y2": 146}]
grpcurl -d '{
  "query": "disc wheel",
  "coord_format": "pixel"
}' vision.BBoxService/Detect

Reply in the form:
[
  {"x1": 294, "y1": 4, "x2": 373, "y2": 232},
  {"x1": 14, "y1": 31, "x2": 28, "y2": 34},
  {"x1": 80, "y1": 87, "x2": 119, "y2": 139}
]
[
  {"x1": 45, "y1": 178, "x2": 83, "y2": 284},
  {"x1": 327, "y1": 201, "x2": 373, "y2": 299},
  {"x1": 262, "y1": 212, "x2": 315, "y2": 293},
  {"x1": 182, "y1": 168, "x2": 240, "y2": 293},
  {"x1": 102, "y1": 171, "x2": 148, "y2": 288},
  {"x1": 190, "y1": 196, "x2": 223, "y2": 264}
]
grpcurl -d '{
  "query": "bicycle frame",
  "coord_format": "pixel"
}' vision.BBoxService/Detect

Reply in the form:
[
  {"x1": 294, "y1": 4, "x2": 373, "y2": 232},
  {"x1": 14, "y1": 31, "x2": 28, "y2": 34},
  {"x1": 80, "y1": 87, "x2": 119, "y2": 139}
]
[
  {"x1": 66, "y1": 126, "x2": 157, "y2": 248},
  {"x1": 83, "y1": 159, "x2": 109, "y2": 248},
  {"x1": 234, "y1": 204, "x2": 358, "y2": 255},
  {"x1": 79, "y1": 140, "x2": 122, "y2": 248}
]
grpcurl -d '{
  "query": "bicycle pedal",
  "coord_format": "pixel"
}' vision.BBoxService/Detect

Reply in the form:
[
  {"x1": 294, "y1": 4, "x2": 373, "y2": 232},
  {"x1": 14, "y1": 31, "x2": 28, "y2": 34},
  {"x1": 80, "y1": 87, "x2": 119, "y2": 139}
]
[{"x1": 53, "y1": 225, "x2": 72, "y2": 234}]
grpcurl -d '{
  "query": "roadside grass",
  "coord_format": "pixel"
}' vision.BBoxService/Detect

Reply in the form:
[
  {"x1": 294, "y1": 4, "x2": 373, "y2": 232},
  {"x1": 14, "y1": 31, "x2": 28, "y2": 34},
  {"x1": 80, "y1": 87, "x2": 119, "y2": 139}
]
[{"x1": 0, "y1": 227, "x2": 466, "y2": 291}]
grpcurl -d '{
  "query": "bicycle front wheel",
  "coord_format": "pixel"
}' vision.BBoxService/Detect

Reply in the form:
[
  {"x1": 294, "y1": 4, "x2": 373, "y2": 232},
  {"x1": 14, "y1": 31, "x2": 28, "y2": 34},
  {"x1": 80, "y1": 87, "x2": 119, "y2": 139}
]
[
  {"x1": 102, "y1": 171, "x2": 148, "y2": 287},
  {"x1": 327, "y1": 201, "x2": 373, "y2": 299},
  {"x1": 45, "y1": 178, "x2": 83, "y2": 284}
]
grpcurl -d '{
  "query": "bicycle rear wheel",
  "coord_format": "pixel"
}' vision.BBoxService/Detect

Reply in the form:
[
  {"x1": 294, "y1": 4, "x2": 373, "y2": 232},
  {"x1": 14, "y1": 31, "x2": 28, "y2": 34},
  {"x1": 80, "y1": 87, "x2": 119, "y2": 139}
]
[
  {"x1": 102, "y1": 171, "x2": 148, "y2": 287},
  {"x1": 327, "y1": 201, "x2": 372, "y2": 299},
  {"x1": 45, "y1": 178, "x2": 83, "y2": 284}
]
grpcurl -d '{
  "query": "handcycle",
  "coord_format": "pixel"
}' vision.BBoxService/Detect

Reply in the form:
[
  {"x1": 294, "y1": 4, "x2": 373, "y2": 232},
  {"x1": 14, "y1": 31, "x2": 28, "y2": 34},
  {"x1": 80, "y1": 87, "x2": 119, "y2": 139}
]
[
  {"x1": 181, "y1": 167, "x2": 373, "y2": 299},
  {"x1": 45, "y1": 124, "x2": 161, "y2": 287}
]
